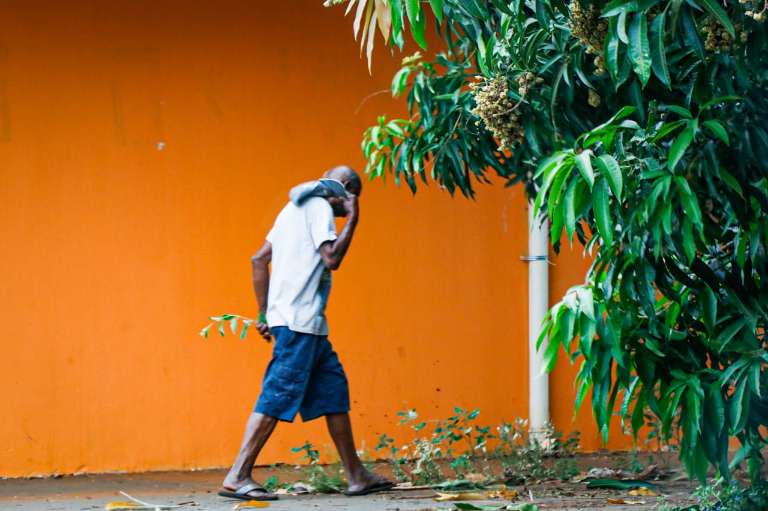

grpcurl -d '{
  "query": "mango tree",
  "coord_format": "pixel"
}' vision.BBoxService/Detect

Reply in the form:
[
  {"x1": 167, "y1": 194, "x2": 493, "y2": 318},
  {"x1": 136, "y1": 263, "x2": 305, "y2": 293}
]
[{"x1": 327, "y1": 0, "x2": 768, "y2": 482}]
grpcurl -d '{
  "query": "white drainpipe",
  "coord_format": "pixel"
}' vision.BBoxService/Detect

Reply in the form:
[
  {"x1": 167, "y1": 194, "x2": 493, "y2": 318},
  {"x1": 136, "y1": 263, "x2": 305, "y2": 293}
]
[{"x1": 524, "y1": 203, "x2": 550, "y2": 441}]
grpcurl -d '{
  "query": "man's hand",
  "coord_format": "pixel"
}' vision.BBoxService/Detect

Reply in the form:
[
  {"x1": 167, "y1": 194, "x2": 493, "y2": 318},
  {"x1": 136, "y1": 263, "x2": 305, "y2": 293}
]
[
  {"x1": 343, "y1": 194, "x2": 359, "y2": 220},
  {"x1": 256, "y1": 321, "x2": 272, "y2": 342},
  {"x1": 320, "y1": 195, "x2": 359, "y2": 271},
  {"x1": 256, "y1": 312, "x2": 272, "y2": 342}
]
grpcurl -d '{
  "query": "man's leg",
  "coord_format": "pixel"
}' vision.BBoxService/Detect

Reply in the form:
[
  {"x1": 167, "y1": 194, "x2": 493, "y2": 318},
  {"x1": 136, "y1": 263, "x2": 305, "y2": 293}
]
[
  {"x1": 222, "y1": 412, "x2": 278, "y2": 494},
  {"x1": 325, "y1": 412, "x2": 392, "y2": 492}
]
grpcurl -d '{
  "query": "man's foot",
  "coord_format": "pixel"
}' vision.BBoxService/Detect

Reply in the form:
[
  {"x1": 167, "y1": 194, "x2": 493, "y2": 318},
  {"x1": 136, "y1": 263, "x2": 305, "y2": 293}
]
[
  {"x1": 219, "y1": 478, "x2": 278, "y2": 501},
  {"x1": 344, "y1": 470, "x2": 395, "y2": 496}
]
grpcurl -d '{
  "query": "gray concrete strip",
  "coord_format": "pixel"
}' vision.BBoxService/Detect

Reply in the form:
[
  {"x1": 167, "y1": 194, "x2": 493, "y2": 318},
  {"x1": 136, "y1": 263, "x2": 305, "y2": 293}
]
[{"x1": 0, "y1": 468, "x2": 695, "y2": 511}]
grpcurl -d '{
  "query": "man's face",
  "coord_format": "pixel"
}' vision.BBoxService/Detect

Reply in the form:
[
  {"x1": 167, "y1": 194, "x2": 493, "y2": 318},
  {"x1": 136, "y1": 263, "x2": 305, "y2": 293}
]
[{"x1": 328, "y1": 178, "x2": 362, "y2": 217}]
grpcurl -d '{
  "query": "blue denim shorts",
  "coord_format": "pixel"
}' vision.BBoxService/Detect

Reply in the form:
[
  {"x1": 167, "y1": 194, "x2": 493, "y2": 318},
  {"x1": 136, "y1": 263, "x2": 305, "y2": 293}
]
[{"x1": 255, "y1": 326, "x2": 350, "y2": 422}]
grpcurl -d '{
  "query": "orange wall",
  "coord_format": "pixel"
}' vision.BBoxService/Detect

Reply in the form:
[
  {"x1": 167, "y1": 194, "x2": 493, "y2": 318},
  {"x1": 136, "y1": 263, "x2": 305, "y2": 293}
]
[{"x1": 0, "y1": 0, "x2": 629, "y2": 477}]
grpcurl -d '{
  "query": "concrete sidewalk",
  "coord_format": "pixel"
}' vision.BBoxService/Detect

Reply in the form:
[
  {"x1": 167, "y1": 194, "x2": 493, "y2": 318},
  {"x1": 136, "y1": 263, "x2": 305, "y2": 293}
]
[{"x1": 0, "y1": 468, "x2": 696, "y2": 511}]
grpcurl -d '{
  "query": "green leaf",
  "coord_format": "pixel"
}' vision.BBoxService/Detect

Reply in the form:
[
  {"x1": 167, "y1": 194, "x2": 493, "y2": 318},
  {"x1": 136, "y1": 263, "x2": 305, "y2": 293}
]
[
  {"x1": 681, "y1": 6, "x2": 704, "y2": 60},
  {"x1": 593, "y1": 178, "x2": 614, "y2": 246},
  {"x1": 491, "y1": 0, "x2": 515, "y2": 15},
  {"x1": 696, "y1": 0, "x2": 735, "y2": 36},
  {"x1": 586, "y1": 479, "x2": 657, "y2": 490},
  {"x1": 702, "y1": 120, "x2": 729, "y2": 145},
  {"x1": 390, "y1": 0, "x2": 404, "y2": 43},
  {"x1": 617, "y1": 9, "x2": 630, "y2": 43},
  {"x1": 702, "y1": 286, "x2": 717, "y2": 334},
  {"x1": 717, "y1": 317, "x2": 747, "y2": 353},
  {"x1": 666, "y1": 105, "x2": 692, "y2": 119},
  {"x1": 595, "y1": 154, "x2": 623, "y2": 201},
  {"x1": 749, "y1": 361, "x2": 762, "y2": 398},
  {"x1": 564, "y1": 178, "x2": 578, "y2": 241},
  {"x1": 240, "y1": 320, "x2": 250, "y2": 340},
  {"x1": 405, "y1": 0, "x2": 427, "y2": 49},
  {"x1": 547, "y1": 160, "x2": 573, "y2": 218},
  {"x1": 476, "y1": 33, "x2": 488, "y2": 76},
  {"x1": 675, "y1": 176, "x2": 703, "y2": 226},
  {"x1": 543, "y1": 324, "x2": 562, "y2": 373},
  {"x1": 649, "y1": 9, "x2": 670, "y2": 88},
  {"x1": 428, "y1": 0, "x2": 444, "y2": 23},
  {"x1": 719, "y1": 169, "x2": 743, "y2": 196},
  {"x1": 534, "y1": 152, "x2": 566, "y2": 179},
  {"x1": 218, "y1": 321, "x2": 225, "y2": 337},
  {"x1": 391, "y1": 67, "x2": 412, "y2": 97},
  {"x1": 667, "y1": 120, "x2": 696, "y2": 170},
  {"x1": 706, "y1": 382, "x2": 726, "y2": 432},
  {"x1": 453, "y1": 503, "x2": 502, "y2": 511},
  {"x1": 576, "y1": 287, "x2": 595, "y2": 320},
  {"x1": 604, "y1": 28, "x2": 621, "y2": 85},
  {"x1": 681, "y1": 218, "x2": 695, "y2": 263},
  {"x1": 652, "y1": 120, "x2": 686, "y2": 141},
  {"x1": 628, "y1": 14, "x2": 651, "y2": 86},
  {"x1": 404, "y1": 0, "x2": 419, "y2": 26},
  {"x1": 736, "y1": 231, "x2": 747, "y2": 269},
  {"x1": 575, "y1": 150, "x2": 595, "y2": 189},
  {"x1": 602, "y1": 1, "x2": 639, "y2": 17},
  {"x1": 729, "y1": 376, "x2": 749, "y2": 433}
]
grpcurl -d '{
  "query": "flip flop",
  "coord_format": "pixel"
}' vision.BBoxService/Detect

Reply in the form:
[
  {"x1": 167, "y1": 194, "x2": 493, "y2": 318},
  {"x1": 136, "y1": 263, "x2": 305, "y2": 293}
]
[
  {"x1": 344, "y1": 480, "x2": 395, "y2": 497},
  {"x1": 218, "y1": 482, "x2": 279, "y2": 501}
]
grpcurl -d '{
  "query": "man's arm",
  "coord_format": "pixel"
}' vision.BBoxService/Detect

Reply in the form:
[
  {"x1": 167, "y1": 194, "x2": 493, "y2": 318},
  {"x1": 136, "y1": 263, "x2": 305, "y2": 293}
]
[
  {"x1": 319, "y1": 195, "x2": 359, "y2": 271},
  {"x1": 251, "y1": 240, "x2": 272, "y2": 340}
]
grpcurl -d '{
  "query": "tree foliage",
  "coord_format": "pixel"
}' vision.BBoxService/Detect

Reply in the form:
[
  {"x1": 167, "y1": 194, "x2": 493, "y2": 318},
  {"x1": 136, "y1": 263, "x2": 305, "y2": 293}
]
[{"x1": 327, "y1": 0, "x2": 768, "y2": 482}]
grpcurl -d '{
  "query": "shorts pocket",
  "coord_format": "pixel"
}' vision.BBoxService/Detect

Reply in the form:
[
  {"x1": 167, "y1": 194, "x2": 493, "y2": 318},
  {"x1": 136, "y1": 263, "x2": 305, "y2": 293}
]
[{"x1": 273, "y1": 365, "x2": 308, "y2": 396}]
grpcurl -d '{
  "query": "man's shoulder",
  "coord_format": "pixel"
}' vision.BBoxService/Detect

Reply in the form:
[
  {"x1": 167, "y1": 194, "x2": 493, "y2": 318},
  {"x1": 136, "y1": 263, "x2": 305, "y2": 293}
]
[{"x1": 303, "y1": 196, "x2": 332, "y2": 210}]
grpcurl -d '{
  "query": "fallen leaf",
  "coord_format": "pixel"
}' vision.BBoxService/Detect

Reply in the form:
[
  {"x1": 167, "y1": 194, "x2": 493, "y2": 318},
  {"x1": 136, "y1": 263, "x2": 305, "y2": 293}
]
[
  {"x1": 112, "y1": 491, "x2": 183, "y2": 510},
  {"x1": 435, "y1": 491, "x2": 488, "y2": 502},
  {"x1": 488, "y1": 485, "x2": 519, "y2": 499},
  {"x1": 454, "y1": 504, "x2": 505, "y2": 511},
  {"x1": 629, "y1": 488, "x2": 658, "y2": 496},
  {"x1": 607, "y1": 498, "x2": 646, "y2": 505},
  {"x1": 586, "y1": 478, "x2": 658, "y2": 490},
  {"x1": 105, "y1": 503, "x2": 146, "y2": 511},
  {"x1": 510, "y1": 505, "x2": 539, "y2": 511},
  {"x1": 434, "y1": 479, "x2": 484, "y2": 491},
  {"x1": 233, "y1": 501, "x2": 270, "y2": 509},
  {"x1": 454, "y1": 504, "x2": 537, "y2": 511}
]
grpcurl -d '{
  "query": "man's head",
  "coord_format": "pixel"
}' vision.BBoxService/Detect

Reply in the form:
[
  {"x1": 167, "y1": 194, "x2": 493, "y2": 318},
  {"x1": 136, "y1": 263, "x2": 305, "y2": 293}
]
[{"x1": 323, "y1": 165, "x2": 362, "y2": 217}]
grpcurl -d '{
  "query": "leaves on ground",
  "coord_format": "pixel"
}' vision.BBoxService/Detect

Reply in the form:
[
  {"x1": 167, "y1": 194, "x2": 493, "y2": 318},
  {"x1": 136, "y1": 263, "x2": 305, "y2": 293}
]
[
  {"x1": 233, "y1": 501, "x2": 271, "y2": 509},
  {"x1": 629, "y1": 487, "x2": 658, "y2": 496},
  {"x1": 586, "y1": 478, "x2": 658, "y2": 490},
  {"x1": 606, "y1": 497, "x2": 646, "y2": 505},
  {"x1": 454, "y1": 504, "x2": 538, "y2": 511},
  {"x1": 105, "y1": 503, "x2": 147, "y2": 511},
  {"x1": 435, "y1": 491, "x2": 488, "y2": 501}
]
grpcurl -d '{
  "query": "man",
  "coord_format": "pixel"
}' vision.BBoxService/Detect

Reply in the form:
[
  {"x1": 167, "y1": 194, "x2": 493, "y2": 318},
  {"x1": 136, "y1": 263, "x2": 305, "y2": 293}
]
[{"x1": 219, "y1": 166, "x2": 393, "y2": 501}]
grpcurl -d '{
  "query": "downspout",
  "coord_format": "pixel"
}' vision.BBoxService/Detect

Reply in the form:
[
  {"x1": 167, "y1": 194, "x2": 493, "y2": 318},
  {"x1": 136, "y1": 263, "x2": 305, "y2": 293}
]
[{"x1": 523, "y1": 203, "x2": 550, "y2": 441}]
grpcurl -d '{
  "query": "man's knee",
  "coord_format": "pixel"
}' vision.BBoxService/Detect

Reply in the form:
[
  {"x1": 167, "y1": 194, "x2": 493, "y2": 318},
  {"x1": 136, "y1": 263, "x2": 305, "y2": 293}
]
[
  {"x1": 254, "y1": 412, "x2": 278, "y2": 424},
  {"x1": 253, "y1": 412, "x2": 279, "y2": 427}
]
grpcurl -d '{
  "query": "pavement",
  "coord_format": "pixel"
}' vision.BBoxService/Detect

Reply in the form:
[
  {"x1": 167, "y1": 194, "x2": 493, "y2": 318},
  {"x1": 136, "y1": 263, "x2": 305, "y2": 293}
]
[{"x1": 0, "y1": 467, "x2": 697, "y2": 511}]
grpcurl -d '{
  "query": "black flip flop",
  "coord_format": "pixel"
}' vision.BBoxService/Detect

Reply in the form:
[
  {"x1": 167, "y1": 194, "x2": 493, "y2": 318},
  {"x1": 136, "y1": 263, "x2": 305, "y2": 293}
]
[
  {"x1": 218, "y1": 482, "x2": 279, "y2": 501},
  {"x1": 344, "y1": 480, "x2": 395, "y2": 497}
]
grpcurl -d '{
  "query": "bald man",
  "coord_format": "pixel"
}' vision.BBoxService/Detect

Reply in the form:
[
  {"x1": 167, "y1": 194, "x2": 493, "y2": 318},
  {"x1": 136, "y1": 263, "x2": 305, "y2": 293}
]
[{"x1": 219, "y1": 166, "x2": 393, "y2": 501}]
